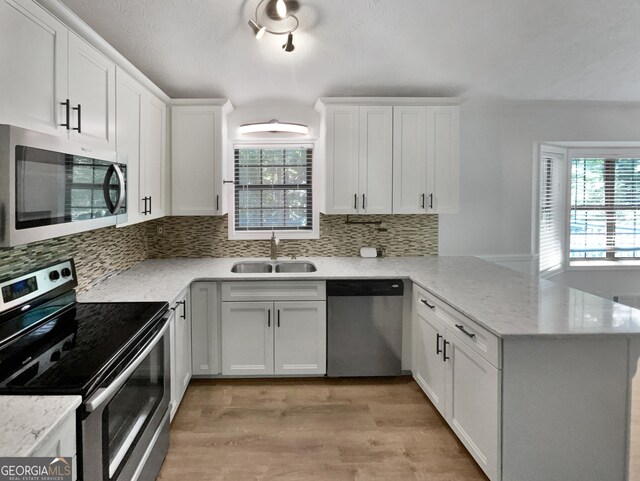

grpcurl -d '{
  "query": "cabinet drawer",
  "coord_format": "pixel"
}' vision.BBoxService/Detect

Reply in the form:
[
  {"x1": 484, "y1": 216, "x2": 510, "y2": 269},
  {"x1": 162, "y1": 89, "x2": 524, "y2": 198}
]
[
  {"x1": 221, "y1": 281, "x2": 326, "y2": 302},
  {"x1": 414, "y1": 284, "x2": 501, "y2": 368}
]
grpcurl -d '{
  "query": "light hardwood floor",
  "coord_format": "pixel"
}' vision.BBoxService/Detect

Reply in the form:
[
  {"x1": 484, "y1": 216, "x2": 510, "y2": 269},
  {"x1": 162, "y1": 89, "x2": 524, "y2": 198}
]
[{"x1": 158, "y1": 377, "x2": 488, "y2": 481}]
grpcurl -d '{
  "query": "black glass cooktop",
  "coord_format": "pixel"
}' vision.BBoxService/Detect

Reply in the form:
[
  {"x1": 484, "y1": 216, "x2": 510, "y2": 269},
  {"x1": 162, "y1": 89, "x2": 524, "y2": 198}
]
[{"x1": 0, "y1": 301, "x2": 168, "y2": 397}]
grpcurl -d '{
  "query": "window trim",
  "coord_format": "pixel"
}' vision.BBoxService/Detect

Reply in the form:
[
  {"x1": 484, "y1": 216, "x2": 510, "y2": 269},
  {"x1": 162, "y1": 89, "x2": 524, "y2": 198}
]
[
  {"x1": 228, "y1": 141, "x2": 320, "y2": 240},
  {"x1": 565, "y1": 148, "x2": 640, "y2": 269}
]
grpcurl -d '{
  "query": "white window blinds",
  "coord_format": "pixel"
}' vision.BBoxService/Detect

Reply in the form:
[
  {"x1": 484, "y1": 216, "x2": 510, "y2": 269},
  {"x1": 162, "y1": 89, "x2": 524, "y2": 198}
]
[
  {"x1": 570, "y1": 157, "x2": 640, "y2": 261},
  {"x1": 539, "y1": 150, "x2": 566, "y2": 274},
  {"x1": 234, "y1": 146, "x2": 313, "y2": 232}
]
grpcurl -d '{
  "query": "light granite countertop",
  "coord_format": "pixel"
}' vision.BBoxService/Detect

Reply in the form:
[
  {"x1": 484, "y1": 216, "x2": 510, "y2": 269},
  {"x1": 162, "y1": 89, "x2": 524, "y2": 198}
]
[
  {"x1": 0, "y1": 395, "x2": 81, "y2": 457},
  {"x1": 78, "y1": 256, "x2": 640, "y2": 338}
]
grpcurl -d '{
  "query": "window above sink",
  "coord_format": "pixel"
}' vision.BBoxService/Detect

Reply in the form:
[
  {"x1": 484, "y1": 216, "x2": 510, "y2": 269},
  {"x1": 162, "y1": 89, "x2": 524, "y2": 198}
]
[{"x1": 229, "y1": 143, "x2": 319, "y2": 241}]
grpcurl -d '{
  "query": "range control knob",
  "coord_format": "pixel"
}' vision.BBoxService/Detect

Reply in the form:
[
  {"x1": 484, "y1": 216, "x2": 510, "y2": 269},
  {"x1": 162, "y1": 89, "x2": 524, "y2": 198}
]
[
  {"x1": 49, "y1": 270, "x2": 60, "y2": 281},
  {"x1": 61, "y1": 268, "x2": 71, "y2": 278},
  {"x1": 50, "y1": 350, "x2": 61, "y2": 362}
]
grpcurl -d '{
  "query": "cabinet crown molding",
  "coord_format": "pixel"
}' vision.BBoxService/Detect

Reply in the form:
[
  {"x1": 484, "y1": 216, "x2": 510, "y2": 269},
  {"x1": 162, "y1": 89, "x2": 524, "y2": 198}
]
[{"x1": 315, "y1": 97, "x2": 464, "y2": 111}]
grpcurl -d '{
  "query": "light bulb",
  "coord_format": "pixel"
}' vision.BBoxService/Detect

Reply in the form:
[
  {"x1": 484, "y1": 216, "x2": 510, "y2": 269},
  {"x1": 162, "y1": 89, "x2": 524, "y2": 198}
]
[{"x1": 276, "y1": 0, "x2": 287, "y2": 18}]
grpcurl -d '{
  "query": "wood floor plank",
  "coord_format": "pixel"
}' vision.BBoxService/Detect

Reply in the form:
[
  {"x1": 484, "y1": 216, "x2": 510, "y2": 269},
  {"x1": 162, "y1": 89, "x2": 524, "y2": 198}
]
[{"x1": 158, "y1": 377, "x2": 489, "y2": 481}]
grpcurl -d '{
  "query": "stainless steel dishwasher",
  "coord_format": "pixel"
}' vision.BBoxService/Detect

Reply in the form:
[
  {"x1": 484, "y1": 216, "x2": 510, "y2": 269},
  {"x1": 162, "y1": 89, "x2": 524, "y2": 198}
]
[{"x1": 327, "y1": 279, "x2": 404, "y2": 377}]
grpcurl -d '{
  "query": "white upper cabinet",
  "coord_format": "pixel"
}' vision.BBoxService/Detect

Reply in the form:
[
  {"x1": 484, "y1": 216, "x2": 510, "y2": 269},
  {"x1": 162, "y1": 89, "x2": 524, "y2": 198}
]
[
  {"x1": 67, "y1": 32, "x2": 116, "y2": 150},
  {"x1": 115, "y1": 68, "x2": 144, "y2": 224},
  {"x1": 318, "y1": 99, "x2": 460, "y2": 216},
  {"x1": 171, "y1": 102, "x2": 231, "y2": 216},
  {"x1": 140, "y1": 92, "x2": 167, "y2": 220},
  {"x1": 0, "y1": 0, "x2": 67, "y2": 136},
  {"x1": 359, "y1": 106, "x2": 393, "y2": 214},
  {"x1": 325, "y1": 106, "x2": 360, "y2": 214},
  {"x1": 393, "y1": 106, "x2": 428, "y2": 214},
  {"x1": 323, "y1": 105, "x2": 392, "y2": 214},
  {"x1": 427, "y1": 106, "x2": 460, "y2": 213},
  {"x1": 393, "y1": 105, "x2": 460, "y2": 214}
]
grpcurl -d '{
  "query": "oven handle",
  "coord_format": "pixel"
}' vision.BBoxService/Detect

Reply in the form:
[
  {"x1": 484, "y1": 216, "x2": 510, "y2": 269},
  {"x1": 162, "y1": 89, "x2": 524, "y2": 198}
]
[{"x1": 84, "y1": 317, "x2": 169, "y2": 413}]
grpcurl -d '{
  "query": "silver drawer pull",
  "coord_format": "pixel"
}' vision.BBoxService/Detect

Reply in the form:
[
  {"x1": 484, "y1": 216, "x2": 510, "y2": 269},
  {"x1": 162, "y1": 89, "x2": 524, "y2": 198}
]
[
  {"x1": 455, "y1": 324, "x2": 476, "y2": 339},
  {"x1": 421, "y1": 299, "x2": 435, "y2": 309}
]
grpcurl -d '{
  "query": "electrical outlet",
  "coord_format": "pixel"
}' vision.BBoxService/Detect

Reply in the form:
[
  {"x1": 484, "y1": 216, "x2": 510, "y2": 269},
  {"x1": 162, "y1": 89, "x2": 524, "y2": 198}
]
[{"x1": 156, "y1": 225, "x2": 166, "y2": 237}]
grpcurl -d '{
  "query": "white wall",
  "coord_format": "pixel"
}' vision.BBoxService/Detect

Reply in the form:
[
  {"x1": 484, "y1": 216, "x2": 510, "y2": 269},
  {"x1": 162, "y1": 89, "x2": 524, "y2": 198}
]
[{"x1": 440, "y1": 98, "x2": 640, "y2": 258}]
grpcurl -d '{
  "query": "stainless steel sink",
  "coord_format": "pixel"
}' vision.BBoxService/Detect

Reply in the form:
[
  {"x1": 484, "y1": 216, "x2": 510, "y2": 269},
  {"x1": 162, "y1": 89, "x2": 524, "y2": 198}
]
[
  {"x1": 230, "y1": 262, "x2": 273, "y2": 273},
  {"x1": 274, "y1": 262, "x2": 317, "y2": 273}
]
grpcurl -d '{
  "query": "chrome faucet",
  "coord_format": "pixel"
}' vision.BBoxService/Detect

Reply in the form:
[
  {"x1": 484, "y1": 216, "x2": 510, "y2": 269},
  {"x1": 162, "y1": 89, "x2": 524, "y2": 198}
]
[{"x1": 270, "y1": 232, "x2": 279, "y2": 260}]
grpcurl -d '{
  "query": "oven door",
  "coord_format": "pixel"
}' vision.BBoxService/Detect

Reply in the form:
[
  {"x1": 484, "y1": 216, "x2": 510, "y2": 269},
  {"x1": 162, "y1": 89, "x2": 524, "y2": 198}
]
[{"x1": 82, "y1": 317, "x2": 170, "y2": 481}]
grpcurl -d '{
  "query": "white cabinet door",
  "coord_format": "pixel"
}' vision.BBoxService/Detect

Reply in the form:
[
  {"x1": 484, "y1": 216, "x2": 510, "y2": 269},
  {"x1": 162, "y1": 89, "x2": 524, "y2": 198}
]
[
  {"x1": 191, "y1": 282, "x2": 220, "y2": 376},
  {"x1": 172, "y1": 106, "x2": 223, "y2": 215},
  {"x1": 426, "y1": 106, "x2": 460, "y2": 214},
  {"x1": 413, "y1": 308, "x2": 446, "y2": 416},
  {"x1": 115, "y1": 68, "x2": 144, "y2": 225},
  {"x1": 325, "y1": 105, "x2": 360, "y2": 214},
  {"x1": 0, "y1": 0, "x2": 67, "y2": 136},
  {"x1": 393, "y1": 106, "x2": 428, "y2": 214},
  {"x1": 359, "y1": 106, "x2": 393, "y2": 214},
  {"x1": 274, "y1": 301, "x2": 326, "y2": 375},
  {"x1": 141, "y1": 92, "x2": 166, "y2": 220},
  {"x1": 68, "y1": 32, "x2": 116, "y2": 150},
  {"x1": 221, "y1": 302, "x2": 274, "y2": 375},
  {"x1": 173, "y1": 291, "x2": 192, "y2": 408},
  {"x1": 445, "y1": 331, "x2": 500, "y2": 481}
]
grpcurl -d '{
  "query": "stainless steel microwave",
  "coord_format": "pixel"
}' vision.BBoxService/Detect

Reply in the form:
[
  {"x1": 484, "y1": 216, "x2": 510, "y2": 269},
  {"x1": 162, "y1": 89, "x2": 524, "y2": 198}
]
[{"x1": 0, "y1": 125, "x2": 127, "y2": 247}]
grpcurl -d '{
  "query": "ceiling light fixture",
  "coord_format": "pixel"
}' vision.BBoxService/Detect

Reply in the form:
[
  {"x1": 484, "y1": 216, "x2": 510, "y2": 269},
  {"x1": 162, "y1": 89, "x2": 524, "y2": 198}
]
[
  {"x1": 275, "y1": 0, "x2": 287, "y2": 18},
  {"x1": 239, "y1": 119, "x2": 309, "y2": 135},
  {"x1": 247, "y1": 0, "x2": 299, "y2": 53},
  {"x1": 248, "y1": 19, "x2": 266, "y2": 39}
]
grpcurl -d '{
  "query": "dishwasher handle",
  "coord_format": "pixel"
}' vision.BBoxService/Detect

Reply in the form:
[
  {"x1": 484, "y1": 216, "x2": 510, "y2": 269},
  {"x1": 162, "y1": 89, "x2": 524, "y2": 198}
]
[{"x1": 326, "y1": 280, "x2": 404, "y2": 296}]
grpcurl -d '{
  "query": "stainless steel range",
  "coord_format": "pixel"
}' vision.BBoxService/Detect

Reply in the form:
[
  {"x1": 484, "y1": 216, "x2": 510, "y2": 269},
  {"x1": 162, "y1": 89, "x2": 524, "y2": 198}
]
[{"x1": 0, "y1": 259, "x2": 170, "y2": 481}]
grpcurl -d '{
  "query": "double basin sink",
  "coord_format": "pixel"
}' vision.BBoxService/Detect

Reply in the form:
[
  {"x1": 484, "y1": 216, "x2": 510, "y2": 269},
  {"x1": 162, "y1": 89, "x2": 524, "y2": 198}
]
[{"x1": 231, "y1": 261, "x2": 317, "y2": 274}]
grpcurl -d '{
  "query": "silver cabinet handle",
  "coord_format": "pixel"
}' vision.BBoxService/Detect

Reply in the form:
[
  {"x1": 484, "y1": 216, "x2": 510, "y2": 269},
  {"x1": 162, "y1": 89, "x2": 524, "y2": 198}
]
[
  {"x1": 85, "y1": 318, "x2": 169, "y2": 412},
  {"x1": 455, "y1": 324, "x2": 476, "y2": 339}
]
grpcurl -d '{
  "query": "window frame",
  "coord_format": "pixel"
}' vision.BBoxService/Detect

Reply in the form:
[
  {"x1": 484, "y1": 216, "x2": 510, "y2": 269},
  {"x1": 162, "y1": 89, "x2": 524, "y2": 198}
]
[
  {"x1": 228, "y1": 141, "x2": 320, "y2": 241},
  {"x1": 566, "y1": 148, "x2": 640, "y2": 269}
]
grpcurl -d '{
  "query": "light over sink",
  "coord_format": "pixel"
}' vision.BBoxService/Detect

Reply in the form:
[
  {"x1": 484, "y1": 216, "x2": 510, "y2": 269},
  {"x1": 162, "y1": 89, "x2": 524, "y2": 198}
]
[{"x1": 230, "y1": 261, "x2": 317, "y2": 273}]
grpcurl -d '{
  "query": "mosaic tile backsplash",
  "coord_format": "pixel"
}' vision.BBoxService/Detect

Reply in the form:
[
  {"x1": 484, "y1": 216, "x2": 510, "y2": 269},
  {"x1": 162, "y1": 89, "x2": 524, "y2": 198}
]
[
  {"x1": 0, "y1": 223, "x2": 148, "y2": 292},
  {"x1": 146, "y1": 215, "x2": 438, "y2": 259},
  {"x1": 0, "y1": 214, "x2": 438, "y2": 292}
]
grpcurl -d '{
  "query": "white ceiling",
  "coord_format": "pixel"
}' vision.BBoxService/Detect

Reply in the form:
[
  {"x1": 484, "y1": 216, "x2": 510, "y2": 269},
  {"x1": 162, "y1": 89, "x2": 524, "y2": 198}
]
[{"x1": 59, "y1": 0, "x2": 640, "y2": 106}]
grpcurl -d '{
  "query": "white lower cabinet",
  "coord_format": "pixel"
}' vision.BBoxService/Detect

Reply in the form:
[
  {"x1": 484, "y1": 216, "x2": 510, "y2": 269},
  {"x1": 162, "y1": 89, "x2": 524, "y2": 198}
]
[
  {"x1": 191, "y1": 282, "x2": 221, "y2": 375},
  {"x1": 221, "y1": 283, "x2": 326, "y2": 377},
  {"x1": 274, "y1": 301, "x2": 326, "y2": 375},
  {"x1": 222, "y1": 300, "x2": 326, "y2": 376},
  {"x1": 445, "y1": 332, "x2": 500, "y2": 481},
  {"x1": 170, "y1": 289, "x2": 192, "y2": 420},
  {"x1": 221, "y1": 301, "x2": 274, "y2": 376},
  {"x1": 413, "y1": 308, "x2": 446, "y2": 416},
  {"x1": 413, "y1": 285, "x2": 500, "y2": 481},
  {"x1": 32, "y1": 412, "x2": 77, "y2": 480}
]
